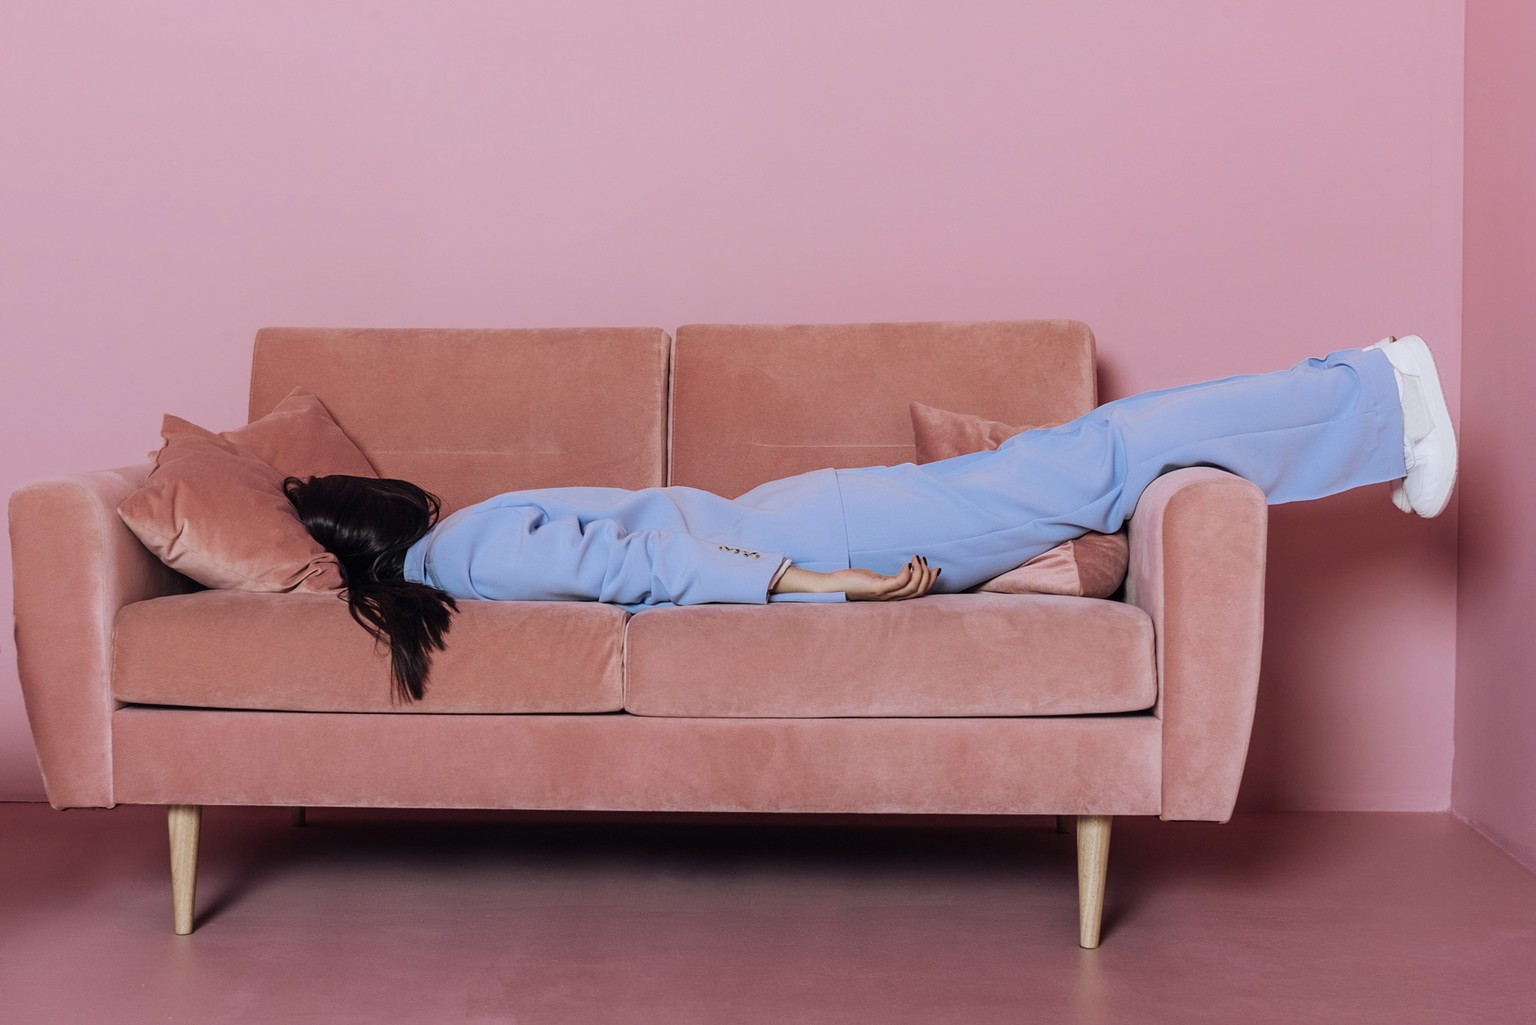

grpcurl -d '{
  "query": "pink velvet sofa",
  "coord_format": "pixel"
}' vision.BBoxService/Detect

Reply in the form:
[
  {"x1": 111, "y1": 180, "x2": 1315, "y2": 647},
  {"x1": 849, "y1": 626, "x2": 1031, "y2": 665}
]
[{"x1": 8, "y1": 320, "x2": 1268, "y2": 947}]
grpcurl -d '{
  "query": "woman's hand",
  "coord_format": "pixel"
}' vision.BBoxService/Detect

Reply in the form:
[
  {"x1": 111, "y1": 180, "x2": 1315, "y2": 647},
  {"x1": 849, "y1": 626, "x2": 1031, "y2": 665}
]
[
  {"x1": 772, "y1": 556, "x2": 940, "y2": 601},
  {"x1": 833, "y1": 556, "x2": 941, "y2": 601}
]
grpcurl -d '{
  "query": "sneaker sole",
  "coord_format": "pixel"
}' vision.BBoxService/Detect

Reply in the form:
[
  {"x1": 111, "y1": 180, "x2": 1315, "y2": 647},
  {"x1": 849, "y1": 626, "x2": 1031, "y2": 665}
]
[{"x1": 1390, "y1": 335, "x2": 1458, "y2": 517}]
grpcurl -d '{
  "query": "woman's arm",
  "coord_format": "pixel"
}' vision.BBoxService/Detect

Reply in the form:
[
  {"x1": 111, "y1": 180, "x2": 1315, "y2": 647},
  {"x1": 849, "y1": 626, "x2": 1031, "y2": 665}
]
[
  {"x1": 771, "y1": 555, "x2": 940, "y2": 602},
  {"x1": 424, "y1": 500, "x2": 938, "y2": 606},
  {"x1": 431, "y1": 506, "x2": 788, "y2": 605}
]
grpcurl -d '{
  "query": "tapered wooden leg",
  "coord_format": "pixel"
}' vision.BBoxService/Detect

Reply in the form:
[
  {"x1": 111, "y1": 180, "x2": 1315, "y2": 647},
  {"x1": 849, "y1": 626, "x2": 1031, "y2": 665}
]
[
  {"x1": 290, "y1": 806, "x2": 307, "y2": 827},
  {"x1": 1076, "y1": 814, "x2": 1112, "y2": 948},
  {"x1": 167, "y1": 804, "x2": 202, "y2": 935}
]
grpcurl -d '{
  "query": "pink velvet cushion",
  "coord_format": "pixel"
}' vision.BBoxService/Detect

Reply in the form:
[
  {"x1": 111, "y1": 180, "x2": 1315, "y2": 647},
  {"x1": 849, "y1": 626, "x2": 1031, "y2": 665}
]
[
  {"x1": 250, "y1": 327, "x2": 671, "y2": 514},
  {"x1": 116, "y1": 389, "x2": 376, "y2": 593},
  {"x1": 910, "y1": 402, "x2": 1129, "y2": 598},
  {"x1": 113, "y1": 591, "x2": 626, "y2": 713},
  {"x1": 625, "y1": 594, "x2": 1156, "y2": 717},
  {"x1": 669, "y1": 321, "x2": 1096, "y2": 498},
  {"x1": 222, "y1": 389, "x2": 378, "y2": 480}
]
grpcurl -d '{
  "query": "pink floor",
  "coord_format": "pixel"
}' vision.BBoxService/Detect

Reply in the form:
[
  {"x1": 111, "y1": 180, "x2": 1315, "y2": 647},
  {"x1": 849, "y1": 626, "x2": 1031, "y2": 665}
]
[{"x1": 1, "y1": 805, "x2": 1532, "y2": 1024}]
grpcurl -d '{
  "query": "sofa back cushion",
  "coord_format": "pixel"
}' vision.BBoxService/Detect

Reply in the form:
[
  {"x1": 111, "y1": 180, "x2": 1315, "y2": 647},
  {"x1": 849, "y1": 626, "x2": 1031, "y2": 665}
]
[
  {"x1": 250, "y1": 327, "x2": 670, "y2": 513},
  {"x1": 668, "y1": 320, "x2": 1097, "y2": 495}
]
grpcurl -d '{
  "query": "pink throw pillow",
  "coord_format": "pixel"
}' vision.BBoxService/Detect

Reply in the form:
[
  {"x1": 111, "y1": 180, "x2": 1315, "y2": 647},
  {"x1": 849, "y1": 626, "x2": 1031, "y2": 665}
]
[
  {"x1": 118, "y1": 389, "x2": 376, "y2": 592},
  {"x1": 910, "y1": 402, "x2": 1129, "y2": 598},
  {"x1": 222, "y1": 390, "x2": 377, "y2": 479}
]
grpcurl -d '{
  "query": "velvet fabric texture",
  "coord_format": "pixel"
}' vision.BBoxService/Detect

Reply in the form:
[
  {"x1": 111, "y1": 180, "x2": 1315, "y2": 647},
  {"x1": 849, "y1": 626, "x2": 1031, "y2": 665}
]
[
  {"x1": 221, "y1": 388, "x2": 377, "y2": 479},
  {"x1": 116, "y1": 389, "x2": 376, "y2": 592},
  {"x1": 669, "y1": 321, "x2": 1097, "y2": 497},
  {"x1": 1123, "y1": 468, "x2": 1268, "y2": 822},
  {"x1": 9, "y1": 466, "x2": 191, "y2": 808},
  {"x1": 910, "y1": 400, "x2": 1040, "y2": 460},
  {"x1": 113, "y1": 592, "x2": 626, "y2": 713},
  {"x1": 624, "y1": 594, "x2": 1155, "y2": 717},
  {"x1": 110, "y1": 708, "x2": 1162, "y2": 815},
  {"x1": 909, "y1": 401, "x2": 1131, "y2": 598},
  {"x1": 10, "y1": 320, "x2": 1271, "y2": 827},
  {"x1": 250, "y1": 328, "x2": 670, "y2": 513}
]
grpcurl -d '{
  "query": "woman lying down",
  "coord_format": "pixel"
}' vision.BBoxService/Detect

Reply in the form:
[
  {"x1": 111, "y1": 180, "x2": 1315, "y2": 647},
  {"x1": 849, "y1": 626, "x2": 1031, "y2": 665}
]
[{"x1": 283, "y1": 336, "x2": 1457, "y2": 703}]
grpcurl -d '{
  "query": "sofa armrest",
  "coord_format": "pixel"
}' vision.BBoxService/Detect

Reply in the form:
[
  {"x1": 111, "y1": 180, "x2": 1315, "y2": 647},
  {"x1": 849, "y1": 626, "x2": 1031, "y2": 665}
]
[
  {"x1": 1124, "y1": 467, "x2": 1267, "y2": 822},
  {"x1": 9, "y1": 464, "x2": 190, "y2": 808}
]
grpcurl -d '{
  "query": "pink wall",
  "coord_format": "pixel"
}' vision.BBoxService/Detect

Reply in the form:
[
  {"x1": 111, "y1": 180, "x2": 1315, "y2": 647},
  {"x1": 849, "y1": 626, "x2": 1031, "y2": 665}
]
[
  {"x1": 1, "y1": 2, "x2": 1464, "y2": 807},
  {"x1": 1455, "y1": 0, "x2": 1536, "y2": 870}
]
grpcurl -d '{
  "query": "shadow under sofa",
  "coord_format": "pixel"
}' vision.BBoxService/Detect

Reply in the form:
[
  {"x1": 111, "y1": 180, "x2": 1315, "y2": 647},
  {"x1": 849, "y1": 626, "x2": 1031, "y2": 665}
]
[{"x1": 9, "y1": 320, "x2": 1268, "y2": 948}]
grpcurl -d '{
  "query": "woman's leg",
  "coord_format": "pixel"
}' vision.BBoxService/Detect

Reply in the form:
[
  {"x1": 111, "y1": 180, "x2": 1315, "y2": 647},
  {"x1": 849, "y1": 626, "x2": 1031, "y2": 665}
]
[
  {"x1": 838, "y1": 346, "x2": 1408, "y2": 589},
  {"x1": 1002, "y1": 344, "x2": 1409, "y2": 524}
]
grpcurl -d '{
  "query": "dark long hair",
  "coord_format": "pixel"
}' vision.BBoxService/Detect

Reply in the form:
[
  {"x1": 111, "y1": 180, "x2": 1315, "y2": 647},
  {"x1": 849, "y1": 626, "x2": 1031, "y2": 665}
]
[{"x1": 283, "y1": 475, "x2": 458, "y2": 704}]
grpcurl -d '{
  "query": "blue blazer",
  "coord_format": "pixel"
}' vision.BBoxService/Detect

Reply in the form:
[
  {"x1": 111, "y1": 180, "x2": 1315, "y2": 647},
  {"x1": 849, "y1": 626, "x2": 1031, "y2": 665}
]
[
  {"x1": 401, "y1": 454, "x2": 1090, "y2": 610},
  {"x1": 404, "y1": 467, "x2": 855, "y2": 610}
]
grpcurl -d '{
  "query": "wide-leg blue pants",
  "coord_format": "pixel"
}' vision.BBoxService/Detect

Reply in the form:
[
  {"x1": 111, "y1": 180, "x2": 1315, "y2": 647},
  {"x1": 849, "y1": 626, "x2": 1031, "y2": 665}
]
[{"x1": 833, "y1": 347, "x2": 1409, "y2": 593}]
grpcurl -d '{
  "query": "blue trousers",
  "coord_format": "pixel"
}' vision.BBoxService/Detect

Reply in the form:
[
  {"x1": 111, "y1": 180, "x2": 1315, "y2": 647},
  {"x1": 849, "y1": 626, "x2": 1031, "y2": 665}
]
[{"x1": 834, "y1": 347, "x2": 1409, "y2": 592}]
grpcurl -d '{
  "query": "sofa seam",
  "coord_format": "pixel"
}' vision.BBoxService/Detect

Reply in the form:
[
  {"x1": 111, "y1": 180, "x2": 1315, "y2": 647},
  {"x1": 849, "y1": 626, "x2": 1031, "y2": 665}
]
[{"x1": 664, "y1": 329, "x2": 677, "y2": 488}]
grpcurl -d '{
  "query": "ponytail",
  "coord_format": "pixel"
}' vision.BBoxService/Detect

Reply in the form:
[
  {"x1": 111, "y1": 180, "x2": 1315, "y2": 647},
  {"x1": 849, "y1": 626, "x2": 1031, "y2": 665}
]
[{"x1": 284, "y1": 475, "x2": 459, "y2": 703}]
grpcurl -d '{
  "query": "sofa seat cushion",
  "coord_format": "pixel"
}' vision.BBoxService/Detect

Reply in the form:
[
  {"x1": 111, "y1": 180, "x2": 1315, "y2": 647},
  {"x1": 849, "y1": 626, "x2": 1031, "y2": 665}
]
[
  {"x1": 113, "y1": 592, "x2": 626, "y2": 713},
  {"x1": 623, "y1": 593, "x2": 1155, "y2": 717}
]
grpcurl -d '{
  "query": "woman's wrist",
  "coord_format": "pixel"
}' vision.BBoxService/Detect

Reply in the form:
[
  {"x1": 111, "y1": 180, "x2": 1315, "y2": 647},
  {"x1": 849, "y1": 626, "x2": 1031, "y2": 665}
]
[{"x1": 770, "y1": 564, "x2": 835, "y2": 595}]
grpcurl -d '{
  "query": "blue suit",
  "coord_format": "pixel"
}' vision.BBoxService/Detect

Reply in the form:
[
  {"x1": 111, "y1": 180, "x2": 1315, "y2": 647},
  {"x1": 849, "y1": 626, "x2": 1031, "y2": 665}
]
[{"x1": 404, "y1": 348, "x2": 1407, "y2": 610}]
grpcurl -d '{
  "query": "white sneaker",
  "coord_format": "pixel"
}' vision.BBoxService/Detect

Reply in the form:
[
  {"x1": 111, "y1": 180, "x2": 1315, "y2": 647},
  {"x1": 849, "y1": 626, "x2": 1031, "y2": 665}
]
[{"x1": 1372, "y1": 335, "x2": 1457, "y2": 517}]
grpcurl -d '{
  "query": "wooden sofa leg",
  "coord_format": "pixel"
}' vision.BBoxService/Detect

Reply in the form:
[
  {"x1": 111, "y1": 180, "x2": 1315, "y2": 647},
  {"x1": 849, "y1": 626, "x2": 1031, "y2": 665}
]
[
  {"x1": 1076, "y1": 814, "x2": 1112, "y2": 948},
  {"x1": 290, "y1": 806, "x2": 307, "y2": 827},
  {"x1": 167, "y1": 804, "x2": 202, "y2": 935}
]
